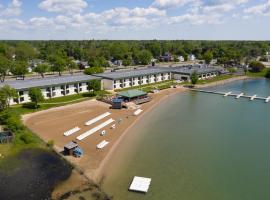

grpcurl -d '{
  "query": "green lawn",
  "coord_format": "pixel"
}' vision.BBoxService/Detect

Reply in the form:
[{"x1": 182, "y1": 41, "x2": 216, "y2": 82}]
[
  {"x1": 197, "y1": 75, "x2": 235, "y2": 84},
  {"x1": 114, "y1": 80, "x2": 174, "y2": 92},
  {"x1": 246, "y1": 69, "x2": 268, "y2": 78}
]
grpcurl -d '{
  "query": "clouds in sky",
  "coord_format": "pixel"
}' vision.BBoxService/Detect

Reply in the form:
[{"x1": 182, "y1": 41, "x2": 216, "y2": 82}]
[{"x1": 0, "y1": 0, "x2": 270, "y2": 39}]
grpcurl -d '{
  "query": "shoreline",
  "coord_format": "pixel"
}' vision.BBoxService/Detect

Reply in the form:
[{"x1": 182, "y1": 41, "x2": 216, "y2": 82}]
[
  {"x1": 92, "y1": 76, "x2": 253, "y2": 182},
  {"x1": 194, "y1": 76, "x2": 251, "y2": 88},
  {"x1": 92, "y1": 87, "x2": 186, "y2": 182}
]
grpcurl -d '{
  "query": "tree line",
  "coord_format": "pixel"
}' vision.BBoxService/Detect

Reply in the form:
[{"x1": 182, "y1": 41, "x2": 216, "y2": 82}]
[{"x1": 0, "y1": 40, "x2": 270, "y2": 81}]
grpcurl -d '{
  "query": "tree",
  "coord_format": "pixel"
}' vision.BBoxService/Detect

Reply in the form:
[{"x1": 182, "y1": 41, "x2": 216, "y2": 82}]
[
  {"x1": 122, "y1": 58, "x2": 132, "y2": 66},
  {"x1": 265, "y1": 69, "x2": 270, "y2": 78},
  {"x1": 0, "y1": 85, "x2": 18, "y2": 110},
  {"x1": 67, "y1": 61, "x2": 78, "y2": 74},
  {"x1": 10, "y1": 61, "x2": 28, "y2": 80},
  {"x1": 84, "y1": 67, "x2": 104, "y2": 75},
  {"x1": 87, "y1": 80, "x2": 101, "y2": 93},
  {"x1": 203, "y1": 51, "x2": 213, "y2": 64},
  {"x1": 88, "y1": 56, "x2": 109, "y2": 68},
  {"x1": 183, "y1": 53, "x2": 189, "y2": 61},
  {"x1": 133, "y1": 50, "x2": 152, "y2": 65},
  {"x1": 34, "y1": 63, "x2": 49, "y2": 78},
  {"x1": 51, "y1": 56, "x2": 67, "y2": 76},
  {"x1": 0, "y1": 55, "x2": 11, "y2": 82},
  {"x1": 28, "y1": 88, "x2": 44, "y2": 109},
  {"x1": 249, "y1": 61, "x2": 265, "y2": 73},
  {"x1": 15, "y1": 42, "x2": 37, "y2": 61},
  {"x1": 190, "y1": 71, "x2": 199, "y2": 85}
]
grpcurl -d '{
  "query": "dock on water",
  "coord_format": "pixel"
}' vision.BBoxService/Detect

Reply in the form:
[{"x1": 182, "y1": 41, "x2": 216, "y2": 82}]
[
  {"x1": 129, "y1": 176, "x2": 151, "y2": 193},
  {"x1": 236, "y1": 93, "x2": 244, "y2": 99},
  {"x1": 189, "y1": 89, "x2": 270, "y2": 103}
]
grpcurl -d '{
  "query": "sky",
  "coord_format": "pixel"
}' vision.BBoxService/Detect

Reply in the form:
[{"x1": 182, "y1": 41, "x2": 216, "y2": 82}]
[{"x1": 0, "y1": 0, "x2": 270, "y2": 40}]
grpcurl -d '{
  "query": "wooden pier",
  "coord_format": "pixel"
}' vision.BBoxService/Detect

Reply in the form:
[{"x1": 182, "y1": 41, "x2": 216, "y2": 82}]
[{"x1": 190, "y1": 89, "x2": 270, "y2": 102}]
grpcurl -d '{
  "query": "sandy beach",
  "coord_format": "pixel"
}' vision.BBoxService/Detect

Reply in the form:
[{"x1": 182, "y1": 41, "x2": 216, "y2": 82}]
[{"x1": 22, "y1": 87, "x2": 186, "y2": 192}]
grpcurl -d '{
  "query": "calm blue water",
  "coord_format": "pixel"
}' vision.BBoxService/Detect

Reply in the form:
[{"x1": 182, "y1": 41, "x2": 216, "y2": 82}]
[{"x1": 103, "y1": 79, "x2": 270, "y2": 200}]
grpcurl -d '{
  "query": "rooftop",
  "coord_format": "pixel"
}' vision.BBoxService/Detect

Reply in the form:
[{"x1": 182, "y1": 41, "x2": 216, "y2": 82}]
[
  {"x1": 0, "y1": 74, "x2": 100, "y2": 90},
  {"x1": 118, "y1": 89, "x2": 147, "y2": 99},
  {"x1": 93, "y1": 67, "x2": 170, "y2": 80},
  {"x1": 170, "y1": 66, "x2": 221, "y2": 75},
  {"x1": 64, "y1": 141, "x2": 78, "y2": 150}
]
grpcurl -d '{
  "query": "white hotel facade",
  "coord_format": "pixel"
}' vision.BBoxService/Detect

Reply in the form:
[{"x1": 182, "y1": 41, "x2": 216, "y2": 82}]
[
  {"x1": 95, "y1": 68, "x2": 171, "y2": 90},
  {"x1": 1, "y1": 66, "x2": 221, "y2": 105},
  {"x1": 1, "y1": 75, "x2": 100, "y2": 105}
]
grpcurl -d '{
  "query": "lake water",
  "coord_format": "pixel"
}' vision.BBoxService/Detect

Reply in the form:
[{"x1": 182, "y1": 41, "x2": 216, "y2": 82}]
[
  {"x1": 0, "y1": 149, "x2": 72, "y2": 200},
  {"x1": 103, "y1": 78, "x2": 270, "y2": 200}
]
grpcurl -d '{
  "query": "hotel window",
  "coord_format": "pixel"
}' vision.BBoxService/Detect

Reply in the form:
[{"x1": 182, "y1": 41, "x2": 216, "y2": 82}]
[
  {"x1": 19, "y1": 91, "x2": 24, "y2": 96},
  {"x1": 20, "y1": 97, "x2": 24, "y2": 102}
]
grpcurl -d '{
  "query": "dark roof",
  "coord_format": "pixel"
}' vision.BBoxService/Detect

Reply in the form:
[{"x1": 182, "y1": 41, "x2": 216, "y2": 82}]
[
  {"x1": 0, "y1": 74, "x2": 100, "y2": 90},
  {"x1": 118, "y1": 89, "x2": 147, "y2": 98},
  {"x1": 170, "y1": 67, "x2": 221, "y2": 75},
  {"x1": 93, "y1": 67, "x2": 170, "y2": 80}
]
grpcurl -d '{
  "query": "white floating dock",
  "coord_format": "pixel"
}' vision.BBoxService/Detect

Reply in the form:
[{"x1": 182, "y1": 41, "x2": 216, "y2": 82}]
[
  {"x1": 96, "y1": 140, "x2": 109, "y2": 149},
  {"x1": 224, "y1": 92, "x2": 232, "y2": 97},
  {"x1": 77, "y1": 118, "x2": 115, "y2": 141},
  {"x1": 85, "y1": 112, "x2": 111, "y2": 126},
  {"x1": 250, "y1": 95, "x2": 257, "y2": 101},
  {"x1": 266, "y1": 96, "x2": 270, "y2": 103},
  {"x1": 64, "y1": 127, "x2": 80, "y2": 136},
  {"x1": 134, "y1": 109, "x2": 143, "y2": 116},
  {"x1": 236, "y1": 93, "x2": 244, "y2": 99},
  {"x1": 129, "y1": 176, "x2": 151, "y2": 193}
]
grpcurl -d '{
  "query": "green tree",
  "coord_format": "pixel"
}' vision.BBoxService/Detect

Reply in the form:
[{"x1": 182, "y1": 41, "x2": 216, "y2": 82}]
[
  {"x1": 88, "y1": 56, "x2": 109, "y2": 68},
  {"x1": 122, "y1": 58, "x2": 132, "y2": 66},
  {"x1": 67, "y1": 61, "x2": 78, "y2": 74},
  {"x1": 34, "y1": 63, "x2": 49, "y2": 78},
  {"x1": 0, "y1": 85, "x2": 18, "y2": 110},
  {"x1": 134, "y1": 50, "x2": 152, "y2": 65},
  {"x1": 15, "y1": 42, "x2": 36, "y2": 61},
  {"x1": 249, "y1": 61, "x2": 265, "y2": 73},
  {"x1": 10, "y1": 61, "x2": 28, "y2": 79},
  {"x1": 190, "y1": 71, "x2": 199, "y2": 85},
  {"x1": 183, "y1": 53, "x2": 189, "y2": 61},
  {"x1": 51, "y1": 56, "x2": 67, "y2": 76},
  {"x1": 0, "y1": 55, "x2": 11, "y2": 82},
  {"x1": 203, "y1": 51, "x2": 213, "y2": 64},
  {"x1": 87, "y1": 80, "x2": 101, "y2": 93},
  {"x1": 28, "y1": 88, "x2": 44, "y2": 109},
  {"x1": 84, "y1": 67, "x2": 104, "y2": 75},
  {"x1": 265, "y1": 69, "x2": 270, "y2": 78}
]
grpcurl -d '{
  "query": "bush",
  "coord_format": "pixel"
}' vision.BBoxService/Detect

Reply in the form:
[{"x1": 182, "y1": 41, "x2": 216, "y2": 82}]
[
  {"x1": 47, "y1": 140, "x2": 54, "y2": 148},
  {"x1": 19, "y1": 131, "x2": 36, "y2": 144},
  {"x1": 249, "y1": 61, "x2": 265, "y2": 73},
  {"x1": 22, "y1": 102, "x2": 39, "y2": 109},
  {"x1": 84, "y1": 67, "x2": 104, "y2": 75},
  {"x1": 265, "y1": 69, "x2": 270, "y2": 78}
]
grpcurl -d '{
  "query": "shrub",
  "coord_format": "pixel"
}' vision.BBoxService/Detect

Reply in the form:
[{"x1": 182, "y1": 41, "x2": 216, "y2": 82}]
[
  {"x1": 84, "y1": 67, "x2": 104, "y2": 75},
  {"x1": 47, "y1": 140, "x2": 54, "y2": 148},
  {"x1": 19, "y1": 131, "x2": 36, "y2": 144},
  {"x1": 22, "y1": 102, "x2": 39, "y2": 109},
  {"x1": 265, "y1": 69, "x2": 270, "y2": 78},
  {"x1": 249, "y1": 61, "x2": 265, "y2": 73}
]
